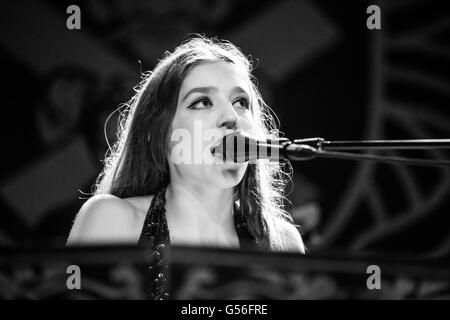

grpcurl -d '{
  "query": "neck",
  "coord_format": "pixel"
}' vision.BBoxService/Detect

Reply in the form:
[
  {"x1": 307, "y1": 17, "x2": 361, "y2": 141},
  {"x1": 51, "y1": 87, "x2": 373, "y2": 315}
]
[{"x1": 165, "y1": 181, "x2": 235, "y2": 228}]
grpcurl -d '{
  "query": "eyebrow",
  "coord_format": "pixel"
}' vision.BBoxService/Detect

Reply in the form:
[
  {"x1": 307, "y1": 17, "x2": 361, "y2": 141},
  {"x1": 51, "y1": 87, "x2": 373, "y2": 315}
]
[{"x1": 180, "y1": 86, "x2": 249, "y2": 103}]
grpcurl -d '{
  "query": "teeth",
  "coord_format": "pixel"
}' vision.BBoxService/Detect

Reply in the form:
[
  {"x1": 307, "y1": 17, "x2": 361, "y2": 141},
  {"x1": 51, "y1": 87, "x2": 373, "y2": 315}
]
[
  {"x1": 210, "y1": 139, "x2": 223, "y2": 152},
  {"x1": 211, "y1": 146, "x2": 222, "y2": 156}
]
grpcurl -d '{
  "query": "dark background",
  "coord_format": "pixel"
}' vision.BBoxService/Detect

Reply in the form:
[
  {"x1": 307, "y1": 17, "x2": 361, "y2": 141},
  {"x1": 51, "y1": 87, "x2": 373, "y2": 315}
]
[{"x1": 0, "y1": 0, "x2": 449, "y2": 261}]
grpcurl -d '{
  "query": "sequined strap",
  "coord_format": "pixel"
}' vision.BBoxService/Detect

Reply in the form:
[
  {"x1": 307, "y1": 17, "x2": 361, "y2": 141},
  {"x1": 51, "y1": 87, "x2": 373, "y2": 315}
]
[
  {"x1": 138, "y1": 188, "x2": 170, "y2": 300},
  {"x1": 233, "y1": 202, "x2": 262, "y2": 250},
  {"x1": 138, "y1": 188, "x2": 265, "y2": 299}
]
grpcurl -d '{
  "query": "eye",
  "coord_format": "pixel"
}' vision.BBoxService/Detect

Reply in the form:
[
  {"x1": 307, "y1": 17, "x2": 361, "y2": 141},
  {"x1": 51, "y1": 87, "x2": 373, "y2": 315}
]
[
  {"x1": 188, "y1": 97, "x2": 213, "y2": 110},
  {"x1": 233, "y1": 97, "x2": 250, "y2": 109}
]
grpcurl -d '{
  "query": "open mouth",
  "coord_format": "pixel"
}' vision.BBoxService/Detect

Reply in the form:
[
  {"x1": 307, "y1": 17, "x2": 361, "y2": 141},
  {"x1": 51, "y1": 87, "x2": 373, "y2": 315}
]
[
  {"x1": 210, "y1": 138, "x2": 224, "y2": 156},
  {"x1": 209, "y1": 130, "x2": 248, "y2": 162}
]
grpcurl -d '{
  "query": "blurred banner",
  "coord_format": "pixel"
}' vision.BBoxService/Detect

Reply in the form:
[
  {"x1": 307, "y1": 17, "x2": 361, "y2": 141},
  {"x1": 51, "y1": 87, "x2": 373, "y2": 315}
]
[{"x1": 1, "y1": 245, "x2": 449, "y2": 299}]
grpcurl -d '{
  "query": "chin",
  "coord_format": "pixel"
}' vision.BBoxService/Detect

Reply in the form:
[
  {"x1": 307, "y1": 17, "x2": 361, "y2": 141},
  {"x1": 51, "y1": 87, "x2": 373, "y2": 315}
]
[{"x1": 213, "y1": 163, "x2": 247, "y2": 188}]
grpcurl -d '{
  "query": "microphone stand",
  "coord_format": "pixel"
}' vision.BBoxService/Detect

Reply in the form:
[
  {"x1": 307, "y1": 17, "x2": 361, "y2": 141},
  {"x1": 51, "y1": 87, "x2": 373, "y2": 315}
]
[{"x1": 280, "y1": 138, "x2": 450, "y2": 168}]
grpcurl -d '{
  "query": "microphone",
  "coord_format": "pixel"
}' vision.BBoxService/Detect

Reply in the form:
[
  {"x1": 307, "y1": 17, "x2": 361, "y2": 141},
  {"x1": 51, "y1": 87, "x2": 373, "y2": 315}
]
[
  {"x1": 211, "y1": 131, "x2": 317, "y2": 163},
  {"x1": 211, "y1": 131, "x2": 450, "y2": 167}
]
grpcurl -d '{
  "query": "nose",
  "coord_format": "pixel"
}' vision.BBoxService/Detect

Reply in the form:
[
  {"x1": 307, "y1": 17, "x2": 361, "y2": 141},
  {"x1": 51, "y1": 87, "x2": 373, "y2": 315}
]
[{"x1": 217, "y1": 102, "x2": 238, "y2": 130}]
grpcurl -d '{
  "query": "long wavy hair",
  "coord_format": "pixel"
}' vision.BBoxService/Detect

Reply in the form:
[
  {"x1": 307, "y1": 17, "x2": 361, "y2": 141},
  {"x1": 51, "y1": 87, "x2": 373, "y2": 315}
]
[{"x1": 94, "y1": 35, "x2": 292, "y2": 251}]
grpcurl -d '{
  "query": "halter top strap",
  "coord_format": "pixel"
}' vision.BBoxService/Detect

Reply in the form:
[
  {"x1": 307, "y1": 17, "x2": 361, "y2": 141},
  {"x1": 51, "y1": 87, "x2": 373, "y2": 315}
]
[{"x1": 137, "y1": 187, "x2": 261, "y2": 299}]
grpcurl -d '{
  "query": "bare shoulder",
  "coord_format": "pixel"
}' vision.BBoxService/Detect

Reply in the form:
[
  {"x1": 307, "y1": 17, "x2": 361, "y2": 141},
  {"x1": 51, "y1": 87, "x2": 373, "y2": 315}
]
[
  {"x1": 67, "y1": 194, "x2": 143, "y2": 246},
  {"x1": 122, "y1": 195, "x2": 155, "y2": 222},
  {"x1": 274, "y1": 217, "x2": 306, "y2": 254}
]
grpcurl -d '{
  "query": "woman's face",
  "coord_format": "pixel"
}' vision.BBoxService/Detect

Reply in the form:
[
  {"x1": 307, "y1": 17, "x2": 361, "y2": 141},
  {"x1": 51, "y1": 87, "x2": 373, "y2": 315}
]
[{"x1": 168, "y1": 61, "x2": 255, "y2": 190}]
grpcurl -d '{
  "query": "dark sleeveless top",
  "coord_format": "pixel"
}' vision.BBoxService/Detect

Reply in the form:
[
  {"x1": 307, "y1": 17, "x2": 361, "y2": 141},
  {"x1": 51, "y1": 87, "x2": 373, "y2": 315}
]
[{"x1": 137, "y1": 187, "x2": 262, "y2": 300}]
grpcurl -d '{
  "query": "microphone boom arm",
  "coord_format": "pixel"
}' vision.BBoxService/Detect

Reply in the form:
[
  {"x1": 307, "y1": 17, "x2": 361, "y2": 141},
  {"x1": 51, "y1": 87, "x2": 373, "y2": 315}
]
[{"x1": 280, "y1": 138, "x2": 450, "y2": 168}]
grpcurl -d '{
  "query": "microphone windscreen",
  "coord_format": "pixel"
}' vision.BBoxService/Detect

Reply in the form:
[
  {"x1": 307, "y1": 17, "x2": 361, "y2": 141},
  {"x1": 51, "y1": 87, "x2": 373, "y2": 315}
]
[{"x1": 212, "y1": 131, "x2": 287, "y2": 162}]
